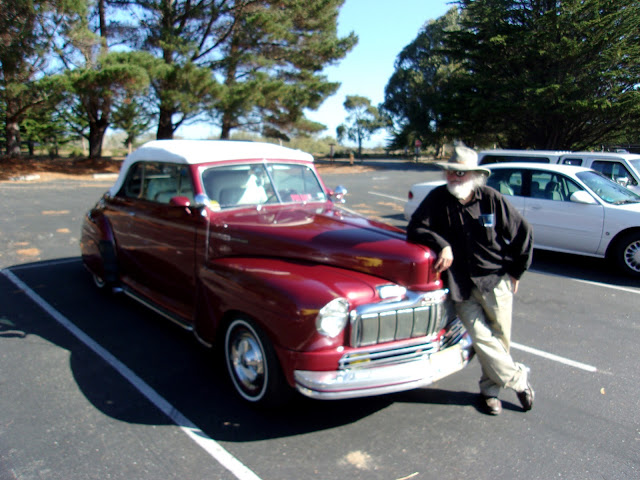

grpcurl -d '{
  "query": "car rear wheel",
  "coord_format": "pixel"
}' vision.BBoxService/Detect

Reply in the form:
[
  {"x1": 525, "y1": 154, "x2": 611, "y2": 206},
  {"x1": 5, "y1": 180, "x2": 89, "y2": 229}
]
[
  {"x1": 92, "y1": 272, "x2": 107, "y2": 289},
  {"x1": 612, "y1": 232, "x2": 640, "y2": 277},
  {"x1": 224, "y1": 318, "x2": 290, "y2": 407}
]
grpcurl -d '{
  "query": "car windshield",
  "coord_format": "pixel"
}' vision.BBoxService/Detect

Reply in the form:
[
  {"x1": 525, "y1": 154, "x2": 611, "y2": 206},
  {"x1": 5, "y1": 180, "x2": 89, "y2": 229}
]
[
  {"x1": 576, "y1": 171, "x2": 640, "y2": 204},
  {"x1": 628, "y1": 158, "x2": 640, "y2": 173},
  {"x1": 201, "y1": 163, "x2": 327, "y2": 208}
]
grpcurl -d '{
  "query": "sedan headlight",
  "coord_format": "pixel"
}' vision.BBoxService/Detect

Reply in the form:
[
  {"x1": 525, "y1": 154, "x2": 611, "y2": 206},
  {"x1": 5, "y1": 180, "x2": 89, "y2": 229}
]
[{"x1": 316, "y1": 298, "x2": 349, "y2": 337}]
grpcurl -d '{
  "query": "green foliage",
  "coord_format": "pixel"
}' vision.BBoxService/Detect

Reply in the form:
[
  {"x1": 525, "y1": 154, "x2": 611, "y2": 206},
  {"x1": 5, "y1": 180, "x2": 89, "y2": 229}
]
[
  {"x1": 0, "y1": 0, "x2": 86, "y2": 156},
  {"x1": 213, "y1": 0, "x2": 357, "y2": 140},
  {"x1": 382, "y1": 7, "x2": 463, "y2": 154},
  {"x1": 442, "y1": 0, "x2": 640, "y2": 149},
  {"x1": 62, "y1": 50, "x2": 152, "y2": 157},
  {"x1": 384, "y1": 0, "x2": 640, "y2": 151}
]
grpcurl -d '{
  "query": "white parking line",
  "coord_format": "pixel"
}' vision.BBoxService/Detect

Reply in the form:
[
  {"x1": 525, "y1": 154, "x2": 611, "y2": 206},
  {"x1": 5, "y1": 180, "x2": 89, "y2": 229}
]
[
  {"x1": 1, "y1": 268, "x2": 262, "y2": 480},
  {"x1": 573, "y1": 278, "x2": 640, "y2": 295},
  {"x1": 368, "y1": 191, "x2": 406, "y2": 202},
  {"x1": 511, "y1": 342, "x2": 597, "y2": 372}
]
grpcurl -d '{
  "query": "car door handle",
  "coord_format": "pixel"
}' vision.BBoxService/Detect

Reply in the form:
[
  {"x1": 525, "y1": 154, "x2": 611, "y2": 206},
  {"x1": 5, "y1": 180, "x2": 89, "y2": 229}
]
[{"x1": 530, "y1": 204, "x2": 543, "y2": 210}]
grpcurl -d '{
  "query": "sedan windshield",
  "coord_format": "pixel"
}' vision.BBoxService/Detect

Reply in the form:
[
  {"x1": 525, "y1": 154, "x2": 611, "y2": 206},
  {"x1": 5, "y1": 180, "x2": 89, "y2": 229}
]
[
  {"x1": 576, "y1": 171, "x2": 640, "y2": 204},
  {"x1": 629, "y1": 158, "x2": 640, "y2": 174},
  {"x1": 201, "y1": 163, "x2": 327, "y2": 208}
]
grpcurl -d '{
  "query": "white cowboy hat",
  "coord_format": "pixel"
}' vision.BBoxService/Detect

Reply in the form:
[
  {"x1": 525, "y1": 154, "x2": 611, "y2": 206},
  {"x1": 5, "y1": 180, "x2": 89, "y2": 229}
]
[{"x1": 436, "y1": 146, "x2": 491, "y2": 176}]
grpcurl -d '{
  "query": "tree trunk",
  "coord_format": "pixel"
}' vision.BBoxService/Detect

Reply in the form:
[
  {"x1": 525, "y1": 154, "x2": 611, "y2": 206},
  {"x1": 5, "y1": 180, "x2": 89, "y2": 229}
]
[
  {"x1": 157, "y1": 108, "x2": 175, "y2": 139},
  {"x1": 88, "y1": 121, "x2": 108, "y2": 158},
  {"x1": 220, "y1": 109, "x2": 233, "y2": 139},
  {"x1": 5, "y1": 118, "x2": 21, "y2": 157}
]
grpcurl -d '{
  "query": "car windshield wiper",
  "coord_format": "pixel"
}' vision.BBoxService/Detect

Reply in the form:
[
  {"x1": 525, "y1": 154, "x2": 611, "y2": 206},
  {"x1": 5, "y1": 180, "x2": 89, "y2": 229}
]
[{"x1": 613, "y1": 199, "x2": 640, "y2": 205}]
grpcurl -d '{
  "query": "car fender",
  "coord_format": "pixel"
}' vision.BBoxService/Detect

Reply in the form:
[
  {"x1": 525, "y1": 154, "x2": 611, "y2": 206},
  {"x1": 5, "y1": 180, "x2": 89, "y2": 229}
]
[
  {"x1": 193, "y1": 256, "x2": 380, "y2": 353},
  {"x1": 80, "y1": 204, "x2": 118, "y2": 283}
]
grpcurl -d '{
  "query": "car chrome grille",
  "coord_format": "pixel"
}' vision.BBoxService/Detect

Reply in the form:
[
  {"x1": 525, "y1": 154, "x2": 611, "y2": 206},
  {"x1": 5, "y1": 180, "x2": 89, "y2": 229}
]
[{"x1": 349, "y1": 290, "x2": 451, "y2": 348}]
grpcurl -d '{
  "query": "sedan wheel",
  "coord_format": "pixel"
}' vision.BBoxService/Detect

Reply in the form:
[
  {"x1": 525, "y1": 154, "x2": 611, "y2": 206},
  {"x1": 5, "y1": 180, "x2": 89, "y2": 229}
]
[
  {"x1": 613, "y1": 232, "x2": 640, "y2": 276},
  {"x1": 224, "y1": 318, "x2": 289, "y2": 406},
  {"x1": 92, "y1": 272, "x2": 106, "y2": 289}
]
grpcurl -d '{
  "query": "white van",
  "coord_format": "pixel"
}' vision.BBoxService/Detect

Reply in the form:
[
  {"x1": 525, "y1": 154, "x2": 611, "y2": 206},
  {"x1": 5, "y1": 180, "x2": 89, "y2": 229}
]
[
  {"x1": 478, "y1": 149, "x2": 570, "y2": 165},
  {"x1": 557, "y1": 152, "x2": 640, "y2": 195}
]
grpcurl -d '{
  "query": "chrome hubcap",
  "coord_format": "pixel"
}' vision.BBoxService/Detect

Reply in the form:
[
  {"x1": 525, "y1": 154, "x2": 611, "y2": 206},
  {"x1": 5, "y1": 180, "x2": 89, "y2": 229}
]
[
  {"x1": 92, "y1": 273, "x2": 106, "y2": 288},
  {"x1": 624, "y1": 239, "x2": 640, "y2": 273},
  {"x1": 229, "y1": 327, "x2": 265, "y2": 396}
]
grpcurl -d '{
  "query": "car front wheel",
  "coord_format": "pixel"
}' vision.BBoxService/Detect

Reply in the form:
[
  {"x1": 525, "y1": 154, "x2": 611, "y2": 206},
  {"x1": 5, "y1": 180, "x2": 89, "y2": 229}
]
[
  {"x1": 224, "y1": 318, "x2": 290, "y2": 407},
  {"x1": 612, "y1": 232, "x2": 640, "y2": 277}
]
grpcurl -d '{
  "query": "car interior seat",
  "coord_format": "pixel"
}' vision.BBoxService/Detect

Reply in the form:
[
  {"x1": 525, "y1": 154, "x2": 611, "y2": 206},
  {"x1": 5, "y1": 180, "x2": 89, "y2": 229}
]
[
  {"x1": 497, "y1": 181, "x2": 514, "y2": 196},
  {"x1": 530, "y1": 181, "x2": 543, "y2": 198},
  {"x1": 146, "y1": 178, "x2": 177, "y2": 202},
  {"x1": 219, "y1": 187, "x2": 246, "y2": 206},
  {"x1": 544, "y1": 181, "x2": 562, "y2": 200}
]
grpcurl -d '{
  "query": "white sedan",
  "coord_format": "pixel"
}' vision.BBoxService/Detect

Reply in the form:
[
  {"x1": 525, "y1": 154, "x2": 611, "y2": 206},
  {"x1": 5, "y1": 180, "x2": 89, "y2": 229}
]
[{"x1": 404, "y1": 163, "x2": 640, "y2": 276}]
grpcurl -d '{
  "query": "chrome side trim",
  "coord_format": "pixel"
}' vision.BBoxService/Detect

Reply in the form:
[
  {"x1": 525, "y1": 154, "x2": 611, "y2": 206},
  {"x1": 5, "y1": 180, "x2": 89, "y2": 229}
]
[{"x1": 123, "y1": 287, "x2": 193, "y2": 332}]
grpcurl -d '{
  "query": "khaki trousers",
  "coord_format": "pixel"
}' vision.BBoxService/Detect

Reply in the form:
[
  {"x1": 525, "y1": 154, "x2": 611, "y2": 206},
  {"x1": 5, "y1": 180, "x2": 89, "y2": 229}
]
[{"x1": 455, "y1": 276, "x2": 529, "y2": 397}]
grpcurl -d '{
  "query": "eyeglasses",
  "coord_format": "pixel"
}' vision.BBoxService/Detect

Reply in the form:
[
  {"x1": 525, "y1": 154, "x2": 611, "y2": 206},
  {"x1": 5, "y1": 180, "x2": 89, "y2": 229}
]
[{"x1": 447, "y1": 170, "x2": 468, "y2": 177}]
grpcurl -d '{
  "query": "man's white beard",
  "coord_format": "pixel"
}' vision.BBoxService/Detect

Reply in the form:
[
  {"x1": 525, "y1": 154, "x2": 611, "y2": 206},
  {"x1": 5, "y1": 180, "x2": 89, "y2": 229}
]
[{"x1": 447, "y1": 178, "x2": 476, "y2": 200}]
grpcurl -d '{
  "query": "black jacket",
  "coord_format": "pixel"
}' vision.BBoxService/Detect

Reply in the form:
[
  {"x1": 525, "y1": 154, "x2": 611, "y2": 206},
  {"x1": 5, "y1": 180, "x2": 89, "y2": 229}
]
[{"x1": 407, "y1": 184, "x2": 534, "y2": 301}]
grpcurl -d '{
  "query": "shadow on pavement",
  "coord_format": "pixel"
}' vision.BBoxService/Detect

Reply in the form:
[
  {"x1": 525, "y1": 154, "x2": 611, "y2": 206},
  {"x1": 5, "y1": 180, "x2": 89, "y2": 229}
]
[{"x1": 2, "y1": 258, "x2": 396, "y2": 443}]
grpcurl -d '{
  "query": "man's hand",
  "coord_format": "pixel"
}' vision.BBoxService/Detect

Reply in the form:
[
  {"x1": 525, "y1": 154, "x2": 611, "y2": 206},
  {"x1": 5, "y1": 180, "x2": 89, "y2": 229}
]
[
  {"x1": 510, "y1": 276, "x2": 519, "y2": 294},
  {"x1": 434, "y1": 246, "x2": 453, "y2": 273}
]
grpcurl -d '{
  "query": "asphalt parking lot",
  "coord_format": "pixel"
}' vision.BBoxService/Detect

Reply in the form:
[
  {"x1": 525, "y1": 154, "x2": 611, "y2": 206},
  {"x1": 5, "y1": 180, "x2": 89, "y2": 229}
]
[{"x1": 1, "y1": 163, "x2": 639, "y2": 480}]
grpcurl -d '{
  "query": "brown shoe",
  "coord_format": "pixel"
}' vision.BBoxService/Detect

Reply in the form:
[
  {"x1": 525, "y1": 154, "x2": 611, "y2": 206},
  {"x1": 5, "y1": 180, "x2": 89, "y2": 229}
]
[
  {"x1": 482, "y1": 395, "x2": 502, "y2": 415},
  {"x1": 517, "y1": 382, "x2": 535, "y2": 411}
]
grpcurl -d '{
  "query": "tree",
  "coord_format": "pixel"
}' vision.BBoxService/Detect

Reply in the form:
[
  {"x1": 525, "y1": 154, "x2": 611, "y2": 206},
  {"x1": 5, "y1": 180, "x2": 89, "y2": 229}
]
[
  {"x1": 336, "y1": 95, "x2": 386, "y2": 158},
  {"x1": 0, "y1": 0, "x2": 82, "y2": 157},
  {"x1": 61, "y1": 51, "x2": 151, "y2": 157},
  {"x1": 441, "y1": 0, "x2": 640, "y2": 150},
  {"x1": 113, "y1": 0, "x2": 355, "y2": 140},
  {"x1": 111, "y1": 95, "x2": 153, "y2": 153},
  {"x1": 213, "y1": 0, "x2": 356, "y2": 140},
  {"x1": 382, "y1": 8, "x2": 463, "y2": 156}
]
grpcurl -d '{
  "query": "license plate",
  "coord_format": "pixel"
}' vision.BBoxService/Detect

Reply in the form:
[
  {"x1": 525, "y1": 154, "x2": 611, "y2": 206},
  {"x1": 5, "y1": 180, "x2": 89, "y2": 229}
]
[{"x1": 429, "y1": 345, "x2": 464, "y2": 382}]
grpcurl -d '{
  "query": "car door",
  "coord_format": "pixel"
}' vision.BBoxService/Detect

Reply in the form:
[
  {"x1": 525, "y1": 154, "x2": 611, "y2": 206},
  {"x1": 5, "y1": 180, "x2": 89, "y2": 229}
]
[
  {"x1": 109, "y1": 161, "x2": 200, "y2": 321},
  {"x1": 522, "y1": 170, "x2": 605, "y2": 254}
]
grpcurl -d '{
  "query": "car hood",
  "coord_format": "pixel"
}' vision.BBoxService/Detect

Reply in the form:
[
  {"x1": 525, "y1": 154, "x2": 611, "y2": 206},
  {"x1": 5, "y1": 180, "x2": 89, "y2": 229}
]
[{"x1": 207, "y1": 203, "x2": 439, "y2": 291}]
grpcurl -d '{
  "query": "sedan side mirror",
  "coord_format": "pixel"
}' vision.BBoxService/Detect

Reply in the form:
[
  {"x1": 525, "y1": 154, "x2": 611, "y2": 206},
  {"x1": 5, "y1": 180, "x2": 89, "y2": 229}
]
[
  {"x1": 570, "y1": 191, "x2": 598, "y2": 205},
  {"x1": 332, "y1": 185, "x2": 348, "y2": 204}
]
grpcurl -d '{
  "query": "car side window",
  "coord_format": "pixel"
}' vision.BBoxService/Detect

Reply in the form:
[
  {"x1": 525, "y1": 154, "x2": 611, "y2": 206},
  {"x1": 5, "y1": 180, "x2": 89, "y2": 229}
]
[
  {"x1": 591, "y1": 160, "x2": 637, "y2": 186},
  {"x1": 529, "y1": 172, "x2": 579, "y2": 202},
  {"x1": 268, "y1": 164, "x2": 326, "y2": 202},
  {"x1": 119, "y1": 162, "x2": 194, "y2": 203},
  {"x1": 487, "y1": 169, "x2": 523, "y2": 196},
  {"x1": 561, "y1": 157, "x2": 583, "y2": 166},
  {"x1": 121, "y1": 162, "x2": 145, "y2": 198}
]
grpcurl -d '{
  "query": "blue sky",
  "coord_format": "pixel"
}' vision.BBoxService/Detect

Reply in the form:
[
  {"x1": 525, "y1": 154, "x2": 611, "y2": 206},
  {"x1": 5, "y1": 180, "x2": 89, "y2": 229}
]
[
  {"x1": 181, "y1": 0, "x2": 454, "y2": 145},
  {"x1": 305, "y1": 0, "x2": 453, "y2": 146}
]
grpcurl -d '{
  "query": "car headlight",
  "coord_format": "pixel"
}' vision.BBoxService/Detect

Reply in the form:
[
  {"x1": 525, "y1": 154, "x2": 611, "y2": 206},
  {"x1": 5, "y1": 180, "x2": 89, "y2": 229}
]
[{"x1": 316, "y1": 298, "x2": 349, "y2": 337}]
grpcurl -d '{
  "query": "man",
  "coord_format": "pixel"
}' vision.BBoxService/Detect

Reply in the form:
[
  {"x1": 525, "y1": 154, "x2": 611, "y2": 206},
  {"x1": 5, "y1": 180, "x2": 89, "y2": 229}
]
[{"x1": 407, "y1": 146, "x2": 535, "y2": 415}]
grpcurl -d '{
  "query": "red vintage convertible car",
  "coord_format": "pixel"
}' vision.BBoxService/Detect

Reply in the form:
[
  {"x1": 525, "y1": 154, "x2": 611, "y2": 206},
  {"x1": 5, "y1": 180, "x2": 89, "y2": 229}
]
[{"x1": 81, "y1": 140, "x2": 472, "y2": 406}]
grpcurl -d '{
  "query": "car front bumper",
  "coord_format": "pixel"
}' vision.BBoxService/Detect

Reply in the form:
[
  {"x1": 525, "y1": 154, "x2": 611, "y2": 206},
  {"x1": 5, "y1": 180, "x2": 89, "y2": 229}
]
[{"x1": 293, "y1": 325, "x2": 473, "y2": 400}]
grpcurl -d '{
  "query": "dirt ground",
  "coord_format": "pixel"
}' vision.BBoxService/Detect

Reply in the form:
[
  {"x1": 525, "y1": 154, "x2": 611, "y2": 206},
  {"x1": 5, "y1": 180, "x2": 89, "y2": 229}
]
[
  {"x1": 0, "y1": 155, "x2": 381, "y2": 183},
  {"x1": 0, "y1": 156, "x2": 124, "y2": 182}
]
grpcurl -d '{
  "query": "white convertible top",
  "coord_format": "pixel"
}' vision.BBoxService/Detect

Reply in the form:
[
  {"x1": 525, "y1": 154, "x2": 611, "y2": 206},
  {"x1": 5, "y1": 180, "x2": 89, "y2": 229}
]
[{"x1": 109, "y1": 139, "x2": 314, "y2": 195}]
